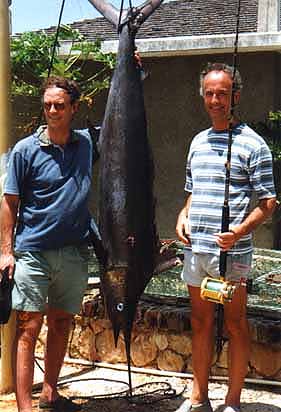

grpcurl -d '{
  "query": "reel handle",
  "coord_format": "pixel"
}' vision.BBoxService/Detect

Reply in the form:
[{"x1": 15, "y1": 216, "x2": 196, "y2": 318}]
[{"x1": 200, "y1": 276, "x2": 236, "y2": 304}]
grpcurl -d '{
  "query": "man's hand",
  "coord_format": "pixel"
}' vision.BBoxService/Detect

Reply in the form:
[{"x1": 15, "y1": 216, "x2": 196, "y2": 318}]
[
  {"x1": 214, "y1": 230, "x2": 237, "y2": 251},
  {"x1": 176, "y1": 196, "x2": 192, "y2": 245},
  {"x1": 215, "y1": 197, "x2": 276, "y2": 251},
  {"x1": 0, "y1": 253, "x2": 15, "y2": 280},
  {"x1": 176, "y1": 212, "x2": 191, "y2": 245},
  {"x1": 0, "y1": 194, "x2": 19, "y2": 280}
]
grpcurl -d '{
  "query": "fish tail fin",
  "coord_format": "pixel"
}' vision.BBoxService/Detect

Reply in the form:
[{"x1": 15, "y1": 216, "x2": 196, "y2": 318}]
[
  {"x1": 87, "y1": 0, "x2": 120, "y2": 27},
  {"x1": 136, "y1": 0, "x2": 164, "y2": 25},
  {"x1": 87, "y1": 0, "x2": 164, "y2": 28}
]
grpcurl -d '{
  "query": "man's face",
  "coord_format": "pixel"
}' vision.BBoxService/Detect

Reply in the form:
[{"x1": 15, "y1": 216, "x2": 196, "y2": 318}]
[
  {"x1": 202, "y1": 70, "x2": 240, "y2": 127},
  {"x1": 43, "y1": 87, "x2": 78, "y2": 130}
]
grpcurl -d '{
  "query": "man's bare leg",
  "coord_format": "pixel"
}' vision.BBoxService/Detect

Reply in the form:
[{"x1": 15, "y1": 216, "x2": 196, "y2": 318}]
[
  {"x1": 39, "y1": 307, "x2": 73, "y2": 402},
  {"x1": 224, "y1": 285, "x2": 250, "y2": 407},
  {"x1": 188, "y1": 286, "x2": 216, "y2": 404},
  {"x1": 13, "y1": 311, "x2": 44, "y2": 412}
]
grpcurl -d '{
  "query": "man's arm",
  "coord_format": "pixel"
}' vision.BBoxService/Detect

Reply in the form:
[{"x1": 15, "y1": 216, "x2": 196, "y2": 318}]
[
  {"x1": 0, "y1": 194, "x2": 19, "y2": 278},
  {"x1": 176, "y1": 193, "x2": 192, "y2": 245},
  {"x1": 215, "y1": 197, "x2": 276, "y2": 251}
]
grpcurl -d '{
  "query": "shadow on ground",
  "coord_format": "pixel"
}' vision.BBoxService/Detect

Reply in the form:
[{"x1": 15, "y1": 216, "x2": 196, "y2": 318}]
[
  {"x1": 1, "y1": 364, "x2": 280, "y2": 412},
  {"x1": 55, "y1": 397, "x2": 281, "y2": 412},
  {"x1": 213, "y1": 403, "x2": 281, "y2": 412},
  {"x1": 1, "y1": 392, "x2": 280, "y2": 412},
  {"x1": 238, "y1": 403, "x2": 281, "y2": 412}
]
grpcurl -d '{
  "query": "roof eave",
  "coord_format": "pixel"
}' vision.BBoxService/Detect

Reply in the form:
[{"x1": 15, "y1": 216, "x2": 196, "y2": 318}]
[{"x1": 58, "y1": 31, "x2": 281, "y2": 58}]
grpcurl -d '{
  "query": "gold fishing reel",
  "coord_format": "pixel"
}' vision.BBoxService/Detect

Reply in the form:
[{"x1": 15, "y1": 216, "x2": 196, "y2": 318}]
[{"x1": 200, "y1": 276, "x2": 236, "y2": 304}]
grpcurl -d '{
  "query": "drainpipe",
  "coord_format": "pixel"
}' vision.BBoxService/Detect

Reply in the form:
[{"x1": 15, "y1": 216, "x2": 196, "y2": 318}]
[{"x1": 0, "y1": 0, "x2": 16, "y2": 395}]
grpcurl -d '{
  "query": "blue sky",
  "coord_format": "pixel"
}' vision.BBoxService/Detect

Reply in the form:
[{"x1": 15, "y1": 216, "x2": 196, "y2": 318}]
[{"x1": 10, "y1": 0, "x2": 144, "y2": 34}]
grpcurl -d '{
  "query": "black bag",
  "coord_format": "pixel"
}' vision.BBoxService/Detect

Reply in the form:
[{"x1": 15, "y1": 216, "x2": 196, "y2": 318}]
[{"x1": 0, "y1": 268, "x2": 13, "y2": 324}]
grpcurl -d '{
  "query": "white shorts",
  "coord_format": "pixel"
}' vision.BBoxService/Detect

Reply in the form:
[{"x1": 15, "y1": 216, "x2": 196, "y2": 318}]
[{"x1": 181, "y1": 247, "x2": 252, "y2": 287}]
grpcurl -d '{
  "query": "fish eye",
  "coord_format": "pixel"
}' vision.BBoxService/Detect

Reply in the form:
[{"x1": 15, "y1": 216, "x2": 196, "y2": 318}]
[{"x1": 116, "y1": 303, "x2": 124, "y2": 312}]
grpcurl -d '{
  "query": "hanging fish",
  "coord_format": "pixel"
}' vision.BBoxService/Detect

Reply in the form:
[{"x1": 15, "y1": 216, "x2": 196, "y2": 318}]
[{"x1": 87, "y1": 0, "x2": 167, "y2": 394}]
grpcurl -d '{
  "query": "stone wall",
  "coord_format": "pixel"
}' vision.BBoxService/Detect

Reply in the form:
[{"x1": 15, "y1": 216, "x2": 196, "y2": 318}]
[{"x1": 52, "y1": 295, "x2": 281, "y2": 382}]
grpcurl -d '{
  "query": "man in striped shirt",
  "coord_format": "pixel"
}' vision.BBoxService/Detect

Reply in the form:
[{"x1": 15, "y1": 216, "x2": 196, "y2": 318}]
[{"x1": 176, "y1": 63, "x2": 276, "y2": 412}]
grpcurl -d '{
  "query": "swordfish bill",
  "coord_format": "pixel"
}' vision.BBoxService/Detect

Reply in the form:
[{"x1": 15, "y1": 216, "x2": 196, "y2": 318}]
[{"x1": 87, "y1": 0, "x2": 164, "y2": 393}]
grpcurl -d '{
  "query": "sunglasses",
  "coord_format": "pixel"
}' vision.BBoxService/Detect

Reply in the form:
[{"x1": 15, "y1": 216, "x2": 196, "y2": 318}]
[{"x1": 43, "y1": 102, "x2": 66, "y2": 111}]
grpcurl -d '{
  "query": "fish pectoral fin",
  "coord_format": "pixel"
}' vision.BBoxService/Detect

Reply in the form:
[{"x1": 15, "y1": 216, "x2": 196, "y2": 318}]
[{"x1": 154, "y1": 242, "x2": 183, "y2": 274}]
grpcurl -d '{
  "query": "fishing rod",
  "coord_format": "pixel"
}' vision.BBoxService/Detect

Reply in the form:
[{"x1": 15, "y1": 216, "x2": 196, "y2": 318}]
[
  {"x1": 35, "y1": 0, "x2": 66, "y2": 129},
  {"x1": 47, "y1": 0, "x2": 66, "y2": 78},
  {"x1": 200, "y1": 0, "x2": 242, "y2": 359}
]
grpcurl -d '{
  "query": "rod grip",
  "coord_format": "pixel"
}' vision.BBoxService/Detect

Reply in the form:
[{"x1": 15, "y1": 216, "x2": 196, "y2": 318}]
[
  {"x1": 219, "y1": 204, "x2": 229, "y2": 278},
  {"x1": 221, "y1": 204, "x2": 229, "y2": 233}
]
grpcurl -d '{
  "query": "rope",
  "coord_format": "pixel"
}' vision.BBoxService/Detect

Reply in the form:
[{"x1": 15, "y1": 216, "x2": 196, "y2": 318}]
[
  {"x1": 32, "y1": 371, "x2": 185, "y2": 405},
  {"x1": 118, "y1": 0, "x2": 137, "y2": 33},
  {"x1": 60, "y1": 378, "x2": 184, "y2": 405},
  {"x1": 117, "y1": 0, "x2": 125, "y2": 32}
]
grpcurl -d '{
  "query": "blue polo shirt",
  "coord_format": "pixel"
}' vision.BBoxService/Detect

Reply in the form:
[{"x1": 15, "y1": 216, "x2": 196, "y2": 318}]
[{"x1": 4, "y1": 126, "x2": 94, "y2": 251}]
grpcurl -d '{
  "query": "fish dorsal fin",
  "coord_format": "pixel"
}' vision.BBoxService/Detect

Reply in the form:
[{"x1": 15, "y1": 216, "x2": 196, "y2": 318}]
[{"x1": 87, "y1": 0, "x2": 164, "y2": 29}]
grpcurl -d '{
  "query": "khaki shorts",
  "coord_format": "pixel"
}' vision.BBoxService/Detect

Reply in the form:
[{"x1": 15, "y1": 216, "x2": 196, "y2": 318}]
[
  {"x1": 181, "y1": 247, "x2": 252, "y2": 287},
  {"x1": 12, "y1": 245, "x2": 89, "y2": 314}
]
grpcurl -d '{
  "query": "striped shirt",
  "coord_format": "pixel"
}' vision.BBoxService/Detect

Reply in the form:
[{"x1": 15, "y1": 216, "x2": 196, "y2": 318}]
[{"x1": 185, "y1": 123, "x2": 276, "y2": 255}]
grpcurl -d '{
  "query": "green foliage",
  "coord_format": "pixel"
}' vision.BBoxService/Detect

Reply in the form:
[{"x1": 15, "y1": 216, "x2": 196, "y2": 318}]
[
  {"x1": 11, "y1": 31, "x2": 54, "y2": 94},
  {"x1": 11, "y1": 25, "x2": 116, "y2": 106},
  {"x1": 251, "y1": 111, "x2": 281, "y2": 161},
  {"x1": 251, "y1": 111, "x2": 281, "y2": 206}
]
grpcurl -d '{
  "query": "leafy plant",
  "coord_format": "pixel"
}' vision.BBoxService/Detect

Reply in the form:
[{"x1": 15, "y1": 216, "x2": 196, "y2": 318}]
[
  {"x1": 251, "y1": 111, "x2": 281, "y2": 161},
  {"x1": 11, "y1": 25, "x2": 116, "y2": 107},
  {"x1": 250, "y1": 110, "x2": 281, "y2": 211}
]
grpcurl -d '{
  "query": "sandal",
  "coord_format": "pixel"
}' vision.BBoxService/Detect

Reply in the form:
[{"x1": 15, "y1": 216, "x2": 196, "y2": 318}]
[{"x1": 38, "y1": 395, "x2": 81, "y2": 412}]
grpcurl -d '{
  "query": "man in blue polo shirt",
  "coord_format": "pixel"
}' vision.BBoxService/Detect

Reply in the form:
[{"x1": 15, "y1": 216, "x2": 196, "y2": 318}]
[
  {"x1": 0, "y1": 77, "x2": 92, "y2": 412},
  {"x1": 176, "y1": 63, "x2": 276, "y2": 412}
]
